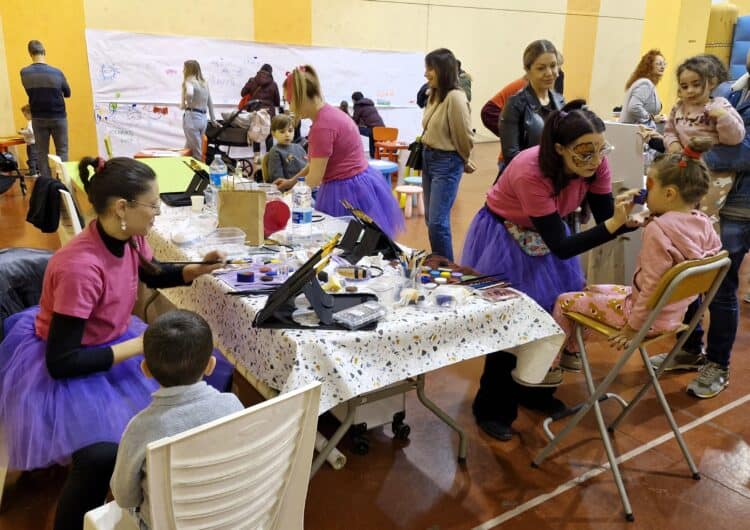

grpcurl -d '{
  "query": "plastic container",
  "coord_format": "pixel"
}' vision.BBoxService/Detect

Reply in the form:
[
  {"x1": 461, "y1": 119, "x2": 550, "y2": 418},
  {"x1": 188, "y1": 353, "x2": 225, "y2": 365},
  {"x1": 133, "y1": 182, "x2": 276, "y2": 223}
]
[{"x1": 203, "y1": 227, "x2": 246, "y2": 247}]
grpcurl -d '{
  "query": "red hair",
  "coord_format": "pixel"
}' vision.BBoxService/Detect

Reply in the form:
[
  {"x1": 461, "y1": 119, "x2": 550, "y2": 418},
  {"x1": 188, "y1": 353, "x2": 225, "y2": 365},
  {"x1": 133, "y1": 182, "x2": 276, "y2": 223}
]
[{"x1": 625, "y1": 49, "x2": 663, "y2": 89}]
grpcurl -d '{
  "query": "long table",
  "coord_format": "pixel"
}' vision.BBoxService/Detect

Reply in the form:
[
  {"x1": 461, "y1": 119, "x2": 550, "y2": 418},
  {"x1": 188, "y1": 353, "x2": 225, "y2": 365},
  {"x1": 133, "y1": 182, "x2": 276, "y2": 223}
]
[{"x1": 145, "y1": 204, "x2": 565, "y2": 471}]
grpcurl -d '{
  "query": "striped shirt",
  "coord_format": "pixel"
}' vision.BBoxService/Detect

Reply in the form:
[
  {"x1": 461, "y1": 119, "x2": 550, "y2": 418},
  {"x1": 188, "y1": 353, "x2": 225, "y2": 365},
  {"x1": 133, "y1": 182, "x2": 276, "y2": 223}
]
[{"x1": 20, "y1": 63, "x2": 70, "y2": 119}]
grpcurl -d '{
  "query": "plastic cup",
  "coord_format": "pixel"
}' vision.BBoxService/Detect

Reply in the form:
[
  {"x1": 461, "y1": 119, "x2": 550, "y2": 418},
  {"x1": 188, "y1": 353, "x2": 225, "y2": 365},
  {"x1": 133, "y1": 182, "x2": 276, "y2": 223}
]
[{"x1": 190, "y1": 195, "x2": 205, "y2": 212}]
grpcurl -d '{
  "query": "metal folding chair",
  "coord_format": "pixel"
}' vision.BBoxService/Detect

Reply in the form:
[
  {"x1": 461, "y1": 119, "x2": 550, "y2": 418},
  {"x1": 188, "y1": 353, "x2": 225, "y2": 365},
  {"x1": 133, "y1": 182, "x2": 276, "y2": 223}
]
[{"x1": 532, "y1": 250, "x2": 731, "y2": 521}]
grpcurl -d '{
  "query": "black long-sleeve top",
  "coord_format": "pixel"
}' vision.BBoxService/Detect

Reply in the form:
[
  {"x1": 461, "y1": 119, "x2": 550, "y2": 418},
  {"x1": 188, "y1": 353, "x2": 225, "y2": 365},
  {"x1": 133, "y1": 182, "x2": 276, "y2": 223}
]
[
  {"x1": 528, "y1": 191, "x2": 626, "y2": 260},
  {"x1": 45, "y1": 223, "x2": 189, "y2": 379}
]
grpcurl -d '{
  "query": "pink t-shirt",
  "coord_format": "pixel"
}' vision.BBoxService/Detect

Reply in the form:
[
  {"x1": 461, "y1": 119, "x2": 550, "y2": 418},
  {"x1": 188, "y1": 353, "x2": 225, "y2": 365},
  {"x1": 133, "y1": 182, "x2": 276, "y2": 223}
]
[
  {"x1": 308, "y1": 104, "x2": 368, "y2": 182},
  {"x1": 35, "y1": 221, "x2": 154, "y2": 345},
  {"x1": 486, "y1": 146, "x2": 612, "y2": 228}
]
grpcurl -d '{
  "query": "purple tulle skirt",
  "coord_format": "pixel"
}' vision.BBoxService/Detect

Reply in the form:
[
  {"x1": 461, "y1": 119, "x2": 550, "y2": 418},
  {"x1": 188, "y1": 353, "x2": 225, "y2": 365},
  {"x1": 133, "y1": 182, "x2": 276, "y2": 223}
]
[
  {"x1": 316, "y1": 166, "x2": 405, "y2": 239},
  {"x1": 0, "y1": 307, "x2": 233, "y2": 470},
  {"x1": 461, "y1": 206, "x2": 584, "y2": 313}
]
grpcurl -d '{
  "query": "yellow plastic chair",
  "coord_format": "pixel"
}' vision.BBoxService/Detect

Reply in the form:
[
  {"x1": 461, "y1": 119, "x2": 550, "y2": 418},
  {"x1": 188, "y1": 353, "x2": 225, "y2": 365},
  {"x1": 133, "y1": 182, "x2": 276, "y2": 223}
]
[{"x1": 532, "y1": 251, "x2": 731, "y2": 522}]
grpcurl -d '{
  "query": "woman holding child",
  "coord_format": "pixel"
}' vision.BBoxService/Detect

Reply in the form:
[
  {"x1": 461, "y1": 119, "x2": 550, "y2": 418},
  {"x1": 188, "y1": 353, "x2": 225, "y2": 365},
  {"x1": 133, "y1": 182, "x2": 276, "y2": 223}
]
[
  {"x1": 462, "y1": 101, "x2": 638, "y2": 441},
  {"x1": 0, "y1": 157, "x2": 229, "y2": 529},
  {"x1": 274, "y1": 65, "x2": 404, "y2": 238}
]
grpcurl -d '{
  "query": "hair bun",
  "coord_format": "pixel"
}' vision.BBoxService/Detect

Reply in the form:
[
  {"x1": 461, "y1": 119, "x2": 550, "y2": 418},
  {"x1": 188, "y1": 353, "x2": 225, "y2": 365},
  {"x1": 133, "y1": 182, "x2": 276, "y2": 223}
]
[{"x1": 685, "y1": 136, "x2": 714, "y2": 156}]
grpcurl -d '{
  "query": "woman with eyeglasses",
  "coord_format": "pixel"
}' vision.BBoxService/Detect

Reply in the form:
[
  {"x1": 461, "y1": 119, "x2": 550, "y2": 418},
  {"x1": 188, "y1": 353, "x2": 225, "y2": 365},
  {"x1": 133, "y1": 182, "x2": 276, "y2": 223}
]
[
  {"x1": 620, "y1": 49, "x2": 667, "y2": 130},
  {"x1": 461, "y1": 100, "x2": 638, "y2": 442},
  {"x1": 0, "y1": 156, "x2": 230, "y2": 530}
]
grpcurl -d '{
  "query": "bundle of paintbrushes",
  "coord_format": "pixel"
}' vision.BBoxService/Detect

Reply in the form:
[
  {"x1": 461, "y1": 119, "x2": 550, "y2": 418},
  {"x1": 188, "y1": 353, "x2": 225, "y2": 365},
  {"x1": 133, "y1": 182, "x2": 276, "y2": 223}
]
[{"x1": 397, "y1": 249, "x2": 428, "y2": 286}]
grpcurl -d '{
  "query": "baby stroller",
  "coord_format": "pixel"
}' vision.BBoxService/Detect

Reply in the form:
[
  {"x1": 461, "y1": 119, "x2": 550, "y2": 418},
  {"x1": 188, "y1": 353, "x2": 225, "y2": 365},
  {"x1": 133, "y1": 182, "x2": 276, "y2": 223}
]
[
  {"x1": 0, "y1": 152, "x2": 27, "y2": 196},
  {"x1": 205, "y1": 99, "x2": 270, "y2": 178}
]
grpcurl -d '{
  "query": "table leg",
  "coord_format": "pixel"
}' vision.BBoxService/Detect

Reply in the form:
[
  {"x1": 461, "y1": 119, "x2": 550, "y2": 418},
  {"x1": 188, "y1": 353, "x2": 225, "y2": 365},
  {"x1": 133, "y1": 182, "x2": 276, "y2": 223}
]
[
  {"x1": 415, "y1": 374, "x2": 467, "y2": 462},
  {"x1": 311, "y1": 400, "x2": 357, "y2": 476}
]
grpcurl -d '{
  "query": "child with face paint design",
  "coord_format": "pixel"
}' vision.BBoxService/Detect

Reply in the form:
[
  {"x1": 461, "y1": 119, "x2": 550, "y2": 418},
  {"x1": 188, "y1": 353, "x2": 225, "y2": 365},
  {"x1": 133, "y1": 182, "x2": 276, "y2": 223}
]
[
  {"x1": 552, "y1": 136, "x2": 721, "y2": 356},
  {"x1": 664, "y1": 55, "x2": 745, "y2": 220}
]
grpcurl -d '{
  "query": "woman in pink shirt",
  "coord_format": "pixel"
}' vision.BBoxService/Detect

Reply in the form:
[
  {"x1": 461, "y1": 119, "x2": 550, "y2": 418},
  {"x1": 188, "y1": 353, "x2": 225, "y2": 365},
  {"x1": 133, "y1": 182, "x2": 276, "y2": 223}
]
[
  {"x1": 0, "y1": 157, "x2": 228, "y2": 529},
  {"x1": 462, "y1": 100, "x2": 638, "y2": 441},
  {"x1": 275, "y1": 65, "x2": 403, "y2": 238}
]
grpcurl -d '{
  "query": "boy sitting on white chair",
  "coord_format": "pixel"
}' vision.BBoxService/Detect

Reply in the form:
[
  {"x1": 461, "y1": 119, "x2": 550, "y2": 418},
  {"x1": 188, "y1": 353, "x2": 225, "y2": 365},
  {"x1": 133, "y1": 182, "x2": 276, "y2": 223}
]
[{"x1": 110, "y1": 310, "x2": 243, "y2": 529}]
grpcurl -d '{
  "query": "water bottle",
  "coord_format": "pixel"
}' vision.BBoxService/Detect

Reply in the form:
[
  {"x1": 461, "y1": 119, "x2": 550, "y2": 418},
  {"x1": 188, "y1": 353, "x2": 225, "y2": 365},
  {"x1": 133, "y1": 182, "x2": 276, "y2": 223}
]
[
  {"x1": 206, "y1": 155, "x2": 227, "y2": 212},
  {"x1": 291, "y1": 177, "x2": 313, "y2": 242}
]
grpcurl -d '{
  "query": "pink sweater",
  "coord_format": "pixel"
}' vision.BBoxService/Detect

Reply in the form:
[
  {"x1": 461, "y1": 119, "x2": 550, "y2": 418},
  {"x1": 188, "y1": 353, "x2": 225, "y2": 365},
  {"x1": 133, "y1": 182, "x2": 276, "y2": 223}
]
[
  {"x1": 664, "y1": 97, "x2": 745, "y2": 149},
  {"x1": 627, "y1": 210, "x2": 721, "y2": 330}
]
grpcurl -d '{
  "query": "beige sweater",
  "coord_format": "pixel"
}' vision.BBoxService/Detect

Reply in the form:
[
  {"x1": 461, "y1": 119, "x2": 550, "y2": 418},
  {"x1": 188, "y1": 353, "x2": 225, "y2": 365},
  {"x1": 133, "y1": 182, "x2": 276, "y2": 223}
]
[{"x1": 421, "y1": 89, "x2": 474, "y2": 162}]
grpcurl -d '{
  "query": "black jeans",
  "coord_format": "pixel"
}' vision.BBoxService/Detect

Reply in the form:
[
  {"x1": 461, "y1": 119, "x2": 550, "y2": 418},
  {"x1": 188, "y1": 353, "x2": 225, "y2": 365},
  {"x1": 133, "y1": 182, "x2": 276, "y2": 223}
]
[
  {"x1": 680, "y1": 216, "x2": 750, "y2": 368},
  {"x1": 53, "y1": 442, "x2": 118, "y2": 530},
  {"x1": 473, "y1": 351, "x2": 557, "y2": 424}
]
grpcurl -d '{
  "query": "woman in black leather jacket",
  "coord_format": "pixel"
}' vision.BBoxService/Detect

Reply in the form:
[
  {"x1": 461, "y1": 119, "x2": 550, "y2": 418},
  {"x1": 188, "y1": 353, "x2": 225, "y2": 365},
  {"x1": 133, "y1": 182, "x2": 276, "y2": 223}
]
[{"x1": 499, "y1": 40, "x2": 564, "y2": 166}]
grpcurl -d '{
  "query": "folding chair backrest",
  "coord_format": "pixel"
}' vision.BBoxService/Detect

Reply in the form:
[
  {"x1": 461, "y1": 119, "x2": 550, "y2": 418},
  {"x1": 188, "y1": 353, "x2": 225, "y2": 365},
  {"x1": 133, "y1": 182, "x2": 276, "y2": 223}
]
[
  {"x1": 646, "y1": 251, "x2": 730, "y2": 309},
  {"x1": 146, "y1": 382, "x2": 321, "y2": 530},
  {"x1": 372, "y1": 126, "x2": 398, "y2": 142}
]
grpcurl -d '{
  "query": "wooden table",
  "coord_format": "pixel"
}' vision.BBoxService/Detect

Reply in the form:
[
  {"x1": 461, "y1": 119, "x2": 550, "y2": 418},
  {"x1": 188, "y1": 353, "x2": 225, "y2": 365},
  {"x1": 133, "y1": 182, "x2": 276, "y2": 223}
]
[{"x1": 0, "y1": 135, "x2": 25, "y2": 152}]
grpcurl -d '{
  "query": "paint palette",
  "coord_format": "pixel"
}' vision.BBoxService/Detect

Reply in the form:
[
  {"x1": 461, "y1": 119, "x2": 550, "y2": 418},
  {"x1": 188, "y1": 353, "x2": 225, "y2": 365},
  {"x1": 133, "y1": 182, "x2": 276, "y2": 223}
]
[{"x1": 215, "y1": 260, "x2": 292, "y2": 291}]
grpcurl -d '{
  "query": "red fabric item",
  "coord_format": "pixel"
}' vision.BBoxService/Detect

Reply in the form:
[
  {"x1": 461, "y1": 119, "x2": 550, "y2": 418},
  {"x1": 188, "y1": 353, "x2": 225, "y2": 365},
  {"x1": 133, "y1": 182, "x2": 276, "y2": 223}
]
[{"x1": 264, "y1": 200, "x2": 291, "y2": 237}]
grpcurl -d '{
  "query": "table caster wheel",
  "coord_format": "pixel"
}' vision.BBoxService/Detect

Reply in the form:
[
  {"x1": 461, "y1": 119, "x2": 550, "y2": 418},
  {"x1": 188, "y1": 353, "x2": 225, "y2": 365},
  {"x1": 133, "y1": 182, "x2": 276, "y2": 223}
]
[{"x1": 392, "y1": 422, "x2": 411, "y2": 440}]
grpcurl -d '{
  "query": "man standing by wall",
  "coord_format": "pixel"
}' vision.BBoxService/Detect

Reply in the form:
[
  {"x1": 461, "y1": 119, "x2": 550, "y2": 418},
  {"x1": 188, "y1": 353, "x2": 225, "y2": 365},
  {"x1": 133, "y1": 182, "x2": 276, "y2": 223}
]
[{"x1": 20, "y1": 40, "x2": 70, "y2": 178}]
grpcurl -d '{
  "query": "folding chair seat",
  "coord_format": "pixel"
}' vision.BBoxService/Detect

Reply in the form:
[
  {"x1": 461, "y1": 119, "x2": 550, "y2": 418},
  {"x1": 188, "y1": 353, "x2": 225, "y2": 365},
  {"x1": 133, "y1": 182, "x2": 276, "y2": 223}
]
[{"x1": 532, "y1": 251, "x2": 731, "y2": 521}]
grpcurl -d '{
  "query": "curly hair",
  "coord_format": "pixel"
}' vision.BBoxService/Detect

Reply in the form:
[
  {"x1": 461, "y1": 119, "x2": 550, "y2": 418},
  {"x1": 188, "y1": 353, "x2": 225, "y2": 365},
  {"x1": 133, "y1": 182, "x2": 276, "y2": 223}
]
[{"x1": 625, "y1": 49, "x2": 664, "y2": 89}]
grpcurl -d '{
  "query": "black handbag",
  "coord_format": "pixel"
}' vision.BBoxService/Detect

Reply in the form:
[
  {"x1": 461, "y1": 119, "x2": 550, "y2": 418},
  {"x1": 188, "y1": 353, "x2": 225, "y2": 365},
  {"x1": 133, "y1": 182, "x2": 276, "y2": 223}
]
[
  {"x1": 405, "y1": 140, "x2": 423, "y2": 171},
  {"x1": 406, "y1": 100, "x2": 442, "y2": 171}
]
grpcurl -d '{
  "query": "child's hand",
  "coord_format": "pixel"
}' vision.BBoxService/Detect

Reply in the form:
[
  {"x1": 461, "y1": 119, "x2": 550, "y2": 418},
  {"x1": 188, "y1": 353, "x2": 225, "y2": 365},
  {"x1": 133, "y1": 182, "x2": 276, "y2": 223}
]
[
  {"x1": 653, "y1": 114, "x2": 667, "y2": 123},
  {"x1": 275, "y1": 178, "x2": 296, "y2": 192},
  {"x1": 706, "y1": 103, "x2": 727, "y2": 120},
  {"x1": 609, "y1": 325, "x2": 638, "y2": 350},
  {"x1": 637, "y1": 125, "x2": 662, "y2": 143}
]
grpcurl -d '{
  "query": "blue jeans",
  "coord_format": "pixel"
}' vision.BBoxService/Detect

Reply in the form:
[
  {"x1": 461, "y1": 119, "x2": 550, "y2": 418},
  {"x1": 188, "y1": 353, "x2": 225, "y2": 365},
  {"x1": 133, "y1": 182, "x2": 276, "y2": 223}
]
[
  {"x1": 422, "y1": 148, "x2": 463, "y2": 261},
  {"x1": 32, "y1": 117, "x2": 68, "y2": 178},
  {"x1": 682, "y1": 216, "x2": 750, "y2": 367},
  {"x1": 183, "y1": 110, "x2": 208, "y2": 160}
]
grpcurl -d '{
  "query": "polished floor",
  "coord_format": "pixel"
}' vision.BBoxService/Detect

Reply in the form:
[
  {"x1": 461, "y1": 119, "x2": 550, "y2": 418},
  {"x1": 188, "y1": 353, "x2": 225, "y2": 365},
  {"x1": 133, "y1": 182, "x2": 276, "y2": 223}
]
[{"x1": 1, "y1": 143, "x2": 749, "y2": 529}]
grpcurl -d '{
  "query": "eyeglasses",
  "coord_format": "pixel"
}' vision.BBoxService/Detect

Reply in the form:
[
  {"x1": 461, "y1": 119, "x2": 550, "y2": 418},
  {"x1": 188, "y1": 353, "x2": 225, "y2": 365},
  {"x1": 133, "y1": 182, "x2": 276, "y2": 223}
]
[
  {"x1": 566, "y1": 143, "x2": 614, "y2": 166},
  {"x1": 129, "y1": 200, "x2": 162, "y2": 214}
]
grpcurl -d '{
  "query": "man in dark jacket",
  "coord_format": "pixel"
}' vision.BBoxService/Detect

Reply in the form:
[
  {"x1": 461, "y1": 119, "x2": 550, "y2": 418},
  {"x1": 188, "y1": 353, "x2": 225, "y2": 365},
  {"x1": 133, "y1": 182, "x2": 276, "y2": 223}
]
[
  {"x1": 240, "y1": 64, "x2": 280, "y2": 117},
  {"x1": 351, "y1": 92, "x2": 385, "y2": 158},
  {"x1": 20, "y1": 40, "x2": 71, "y2": 178}
]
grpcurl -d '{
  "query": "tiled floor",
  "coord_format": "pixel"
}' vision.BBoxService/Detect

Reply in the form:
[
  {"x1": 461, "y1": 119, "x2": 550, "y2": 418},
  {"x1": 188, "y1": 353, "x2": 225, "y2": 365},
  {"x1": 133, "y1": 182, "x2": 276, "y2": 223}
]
[{"x1": 1, "y1": 143, "x2": 749, "y2": 529}]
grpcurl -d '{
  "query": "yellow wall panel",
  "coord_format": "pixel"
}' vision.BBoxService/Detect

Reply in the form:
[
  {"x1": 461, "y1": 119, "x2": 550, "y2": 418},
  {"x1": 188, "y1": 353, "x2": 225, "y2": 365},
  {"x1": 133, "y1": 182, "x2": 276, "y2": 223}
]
[
  {"x1": 642, "y1": 0, "x2": 712, "y2": 113},
  {"x1": 254, "y1": 0, "x2": 309, "y2": 44},
  {"x1": 561, "y1": 0, "x2": 601, "y2": 102},
  {"x1": 1, "y1": 0, "x2": 97, "y2": 160},
  {"x1": 84, "y1": 0, "x2": 254, "y2": 41},
  {"x1": 0, "y1": 13, "x2": 14, "y2": 136}
]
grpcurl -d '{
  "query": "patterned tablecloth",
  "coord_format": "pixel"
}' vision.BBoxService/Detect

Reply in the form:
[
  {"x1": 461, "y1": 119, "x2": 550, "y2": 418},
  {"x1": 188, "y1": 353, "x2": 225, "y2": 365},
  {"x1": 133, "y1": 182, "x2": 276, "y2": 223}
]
[{"x1": 148, "y1": 205, "x2": 565, "y2": 414}]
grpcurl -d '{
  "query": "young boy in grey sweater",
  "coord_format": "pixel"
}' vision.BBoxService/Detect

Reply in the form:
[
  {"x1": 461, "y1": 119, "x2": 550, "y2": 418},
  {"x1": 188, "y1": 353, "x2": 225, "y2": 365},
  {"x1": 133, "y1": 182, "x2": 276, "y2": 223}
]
[
  {"x1": 266, "y1": 113, "x2": 307, "y2": 182},
  {"x1": 110, "y1": 310, "x2": 243, "y2": 529}
]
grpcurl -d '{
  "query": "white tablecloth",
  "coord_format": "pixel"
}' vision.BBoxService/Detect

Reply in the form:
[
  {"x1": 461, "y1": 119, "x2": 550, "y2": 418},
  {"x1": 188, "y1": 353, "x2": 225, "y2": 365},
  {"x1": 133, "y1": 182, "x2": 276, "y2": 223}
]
[{"x1": 148, "y1": 206, "x2": 565, "y2": 414}]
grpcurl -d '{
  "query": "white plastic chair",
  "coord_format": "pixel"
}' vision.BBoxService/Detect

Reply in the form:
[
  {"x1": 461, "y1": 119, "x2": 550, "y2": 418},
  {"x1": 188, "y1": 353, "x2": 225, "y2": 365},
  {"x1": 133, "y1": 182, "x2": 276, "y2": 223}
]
[
  {"x1": 48, "y1": 154, "x2": 73, "y2": 191},
  {"x1": 84, "y1": 382, "x2": 321, "y2": 530},
  {"x1": 57, "y1": 189, "x2": 83, "y2": 245}
]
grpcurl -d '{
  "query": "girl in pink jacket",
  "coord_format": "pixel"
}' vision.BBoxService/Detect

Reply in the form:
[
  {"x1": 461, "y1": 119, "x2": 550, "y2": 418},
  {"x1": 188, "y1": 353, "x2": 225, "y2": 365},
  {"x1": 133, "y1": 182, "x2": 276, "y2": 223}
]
[
  {"x1": 552, "y1": 138, "x2": 722, "y2": 361},
  {"x1": 663, "y1": 55, "x2": 745, "y2": 220}
]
